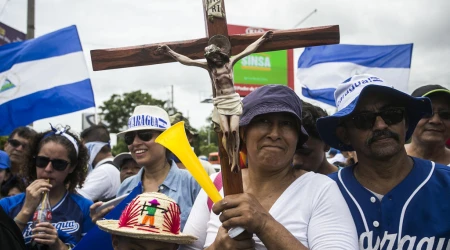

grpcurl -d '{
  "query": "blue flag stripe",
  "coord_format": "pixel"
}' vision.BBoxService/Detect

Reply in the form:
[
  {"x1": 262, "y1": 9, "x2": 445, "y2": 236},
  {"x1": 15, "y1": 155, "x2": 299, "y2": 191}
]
[
  {"x1": 0, "y1": 79, "x2": 94, "y2": 135},
  {"x1": 0, "y1": 25, "x2": 82, "y2": 73},
  {"x1": 298, "y1": 44, "x2": 413, "y2": 69},
  {"x1": 301, "y1": 87, "x2": 336, "y2": 107}
]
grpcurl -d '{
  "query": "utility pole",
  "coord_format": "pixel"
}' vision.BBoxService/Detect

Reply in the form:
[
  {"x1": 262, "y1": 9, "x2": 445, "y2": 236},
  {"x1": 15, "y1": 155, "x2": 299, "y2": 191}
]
[
  {"x1": 26, "y1": 0, "x2": 35, "y2": 39},
  {"x1": 171, "y1": 85, "x2": 174, "y2": 111},
  {"x1": 27, "y1": 0, "x2": 35, "y2": 128},
  {"x1": 293, "y1": 9, "x2": 317, "y2": 28}
]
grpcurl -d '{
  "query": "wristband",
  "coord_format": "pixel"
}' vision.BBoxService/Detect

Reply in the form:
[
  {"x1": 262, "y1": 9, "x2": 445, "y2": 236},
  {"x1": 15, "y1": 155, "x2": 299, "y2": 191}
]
[{"x1": 13, "y1": 217, "x2": 28, "y2": 227}]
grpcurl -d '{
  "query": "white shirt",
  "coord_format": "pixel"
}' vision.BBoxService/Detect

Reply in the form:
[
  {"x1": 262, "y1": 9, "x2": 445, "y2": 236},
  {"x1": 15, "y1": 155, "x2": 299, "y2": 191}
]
[
  {"x1": 76, "y1": 157, "x2": 120, "y2": 201},
  {"x1": 328, "y1": 153, "x2": 346, "y2": 164},
  {"x1": 181, "y1": 172, "x2": 359, "y2": 250}
]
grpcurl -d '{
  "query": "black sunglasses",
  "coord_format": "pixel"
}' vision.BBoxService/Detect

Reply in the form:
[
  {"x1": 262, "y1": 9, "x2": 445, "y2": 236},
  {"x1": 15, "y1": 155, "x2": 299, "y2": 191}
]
[
  {"x1": 35, "y1": 156, "x2": 70, "y2": 171},
  {"x1": 8, "y1": 138, "x2": 28, "y2": 149},
  {"x1": 124, "y1": 130, "x2": 156, "y2": 145},
  {"x1": 422, "y1": 110, "x2": 450, "y2": 121},
  {"x1": 349, "y1": 107, "x2": 405, "y2": 130}
]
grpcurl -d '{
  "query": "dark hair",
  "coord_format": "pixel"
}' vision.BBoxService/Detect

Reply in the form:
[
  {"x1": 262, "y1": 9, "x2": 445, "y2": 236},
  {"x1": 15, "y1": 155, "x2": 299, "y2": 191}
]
[
  {"x1": 9, "y1": 126, "x2": 38, "y2": 141},
  {"x1": 23, "y1": 126, "x2": 89, "y2": 192},
  {"x1": 0, "y1": 173, "x2": 25, "y2": 197},
  {"x1": 301, "y1": 101, "x2": 328, "y2": 139},
  {"x1": 80, "y1": 125, "x2": 111, "y2": 153},
  {"x1": 121, "y1": 158, "x2": 137, "y2": 167}
]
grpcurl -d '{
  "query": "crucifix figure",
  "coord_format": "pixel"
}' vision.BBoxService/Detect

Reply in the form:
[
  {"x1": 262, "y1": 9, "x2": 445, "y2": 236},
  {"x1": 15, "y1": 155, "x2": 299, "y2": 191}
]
[
  {"x1": 90, "y1": 0, "x2": 340, "y2": 197},
  {"x1": 156, "y1": 31, "x2": 273, "y2": 172}
]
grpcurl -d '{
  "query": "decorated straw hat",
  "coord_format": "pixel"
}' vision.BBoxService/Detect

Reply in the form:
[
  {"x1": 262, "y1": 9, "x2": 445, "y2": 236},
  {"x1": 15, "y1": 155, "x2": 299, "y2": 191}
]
[{"x1": 97, "y1": 192, "x2": 197, "y2": 244}]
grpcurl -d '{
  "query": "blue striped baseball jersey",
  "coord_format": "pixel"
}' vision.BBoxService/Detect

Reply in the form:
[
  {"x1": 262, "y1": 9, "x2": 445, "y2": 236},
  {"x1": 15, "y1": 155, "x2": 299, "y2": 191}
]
[
  {"x1": 0, "y1": 191, "x2": 94, "y2": 248},
  {"x1": 329, "y1": 157, "x2": 450, "y2": 250}
]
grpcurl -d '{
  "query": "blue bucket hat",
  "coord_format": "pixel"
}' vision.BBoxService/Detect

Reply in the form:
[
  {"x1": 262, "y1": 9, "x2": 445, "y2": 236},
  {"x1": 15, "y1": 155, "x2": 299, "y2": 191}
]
[
  {"x1": 316, "y1": 74, "x2": 432, "y2": 151},
  {"x1": 0, "y1": 150, "x2": 11, "y2": 170},
  {"x1": 240, "y1": 85, "x2": 308, "y2": 148}
]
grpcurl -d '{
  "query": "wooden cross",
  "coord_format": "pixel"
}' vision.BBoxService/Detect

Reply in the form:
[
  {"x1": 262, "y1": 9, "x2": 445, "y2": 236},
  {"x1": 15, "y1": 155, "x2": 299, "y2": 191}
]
[{"x1": 91, "y1": 1, "x2": 339, "y2": 197}]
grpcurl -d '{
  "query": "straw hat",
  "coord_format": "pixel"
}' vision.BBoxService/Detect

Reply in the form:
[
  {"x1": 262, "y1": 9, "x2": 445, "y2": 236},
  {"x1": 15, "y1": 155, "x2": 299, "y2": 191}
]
[
  {"x1": 97, "y1": 192, "x2": 197, "y2": 244},
  {"x1": 117, "y1": 105, "x2": 171, "y2": 136}
]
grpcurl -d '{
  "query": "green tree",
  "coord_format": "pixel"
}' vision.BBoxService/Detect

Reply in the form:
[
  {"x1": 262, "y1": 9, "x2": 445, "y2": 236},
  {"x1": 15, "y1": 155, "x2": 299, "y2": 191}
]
[
  {"x1": 0, "y1": 136, "x2": 8, "y2": 150},
  {"x1": 199, "y1": 143, "x2": 218, "y2": 157},
  {"x1": 112, "y1": 138, "x2": 128, "y2": 156},
  {"x1": 99, "y1": 90, "x2": 168, "y2": 133}
]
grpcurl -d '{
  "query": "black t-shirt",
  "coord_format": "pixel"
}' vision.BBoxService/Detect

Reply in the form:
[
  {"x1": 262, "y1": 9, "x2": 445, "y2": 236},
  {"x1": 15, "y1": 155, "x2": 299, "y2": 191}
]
[{"x1": 0, "y1": 205, "x2": 26, "y2": 250}]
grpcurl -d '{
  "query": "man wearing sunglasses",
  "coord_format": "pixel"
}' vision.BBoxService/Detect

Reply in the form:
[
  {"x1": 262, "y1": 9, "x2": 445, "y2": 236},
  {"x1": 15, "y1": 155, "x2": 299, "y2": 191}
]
[
  {"x1": 405, "y1": 85, "x2": 450, "y2": 166},
  {"x1": 2, "y1": 127, "x2": 37, "y2": 196},
  {"x1": 317, "y1": 74, "x2": 450, "y2": 250},
  {"x1": 3, "y1": 126, "x2": 37, "y2": 174}
]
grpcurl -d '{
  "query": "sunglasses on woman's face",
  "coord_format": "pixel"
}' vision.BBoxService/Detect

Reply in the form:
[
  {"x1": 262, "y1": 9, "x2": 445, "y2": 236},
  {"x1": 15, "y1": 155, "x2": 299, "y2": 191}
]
[
  {"x1": 349, "y1": 107, "x2": 405, "y2": 130},
  {"x1": 8, "y1": 138, "x2": 28, "y2": 150},
  {"x1": 124, "y1": 130, "x2": 156, "y2": 145},
  {"x1": 35, "y1": 156, "x2": 70, "y2": 171},
  {"x1": 422, "y1": 110, "x2": 450, "y2": 121}
]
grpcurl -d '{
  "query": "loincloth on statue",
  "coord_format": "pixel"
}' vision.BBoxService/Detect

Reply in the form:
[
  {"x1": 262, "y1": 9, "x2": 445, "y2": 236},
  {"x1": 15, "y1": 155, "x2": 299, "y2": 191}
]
[{"x1": 212, "y1": 93, "x2": 243, "y2": 125}]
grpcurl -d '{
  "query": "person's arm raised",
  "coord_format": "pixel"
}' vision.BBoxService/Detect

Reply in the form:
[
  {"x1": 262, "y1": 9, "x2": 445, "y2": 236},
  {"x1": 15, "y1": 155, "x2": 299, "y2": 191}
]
[
  {"x1": 157, "y1": 45, "x2": 208, "y2": 70},
  {"x1": 230, "y1": 31, "x2": 273, "y2": 66}
]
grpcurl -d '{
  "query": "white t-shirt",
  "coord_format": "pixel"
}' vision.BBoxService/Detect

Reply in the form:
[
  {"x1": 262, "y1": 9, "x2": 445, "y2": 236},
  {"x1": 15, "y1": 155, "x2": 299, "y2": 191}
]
[
  {"x1": 181, "y1": 172, "x2": 358, "y2": 250},
  {"x1": 76, "y1": 157, "x2": 121, "y2": 201},
  {"x1": 328, "y1": 153, "x2": 346, "y2": 164}
]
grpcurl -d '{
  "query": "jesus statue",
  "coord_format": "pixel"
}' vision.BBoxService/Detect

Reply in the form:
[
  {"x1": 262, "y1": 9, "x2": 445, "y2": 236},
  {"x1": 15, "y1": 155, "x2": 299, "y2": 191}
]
[{"x1": 157, "y1": 31, "x2": 273, "y2": 172}]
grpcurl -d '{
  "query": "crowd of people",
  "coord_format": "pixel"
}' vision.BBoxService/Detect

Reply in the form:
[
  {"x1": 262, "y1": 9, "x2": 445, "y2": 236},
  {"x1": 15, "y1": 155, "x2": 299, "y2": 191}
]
[{"x1": 0, "y1": 73, "x2": 449, "y2": 250}]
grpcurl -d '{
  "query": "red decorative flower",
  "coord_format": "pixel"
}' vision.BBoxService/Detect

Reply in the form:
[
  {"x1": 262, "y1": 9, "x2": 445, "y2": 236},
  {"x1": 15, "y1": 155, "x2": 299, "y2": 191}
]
[
  {"x1": 118, "y1": 198, "x2": 140, "y2": 228},
  {"x1": 162, "y1": 202, "x2": 181, "y2": 234}
]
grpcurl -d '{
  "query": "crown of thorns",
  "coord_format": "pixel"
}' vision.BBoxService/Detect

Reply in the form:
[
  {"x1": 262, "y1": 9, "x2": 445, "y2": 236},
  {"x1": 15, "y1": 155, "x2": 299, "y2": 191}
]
[{"x1": 204, "y1": 35, "x2": 231, "y2": 57}]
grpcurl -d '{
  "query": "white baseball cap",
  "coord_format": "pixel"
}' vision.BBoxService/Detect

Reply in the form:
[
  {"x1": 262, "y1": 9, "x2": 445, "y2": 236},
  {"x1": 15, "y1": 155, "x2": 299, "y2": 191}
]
[{"x1": 117, "y1": 105, "x2": 171, "y2": 136}]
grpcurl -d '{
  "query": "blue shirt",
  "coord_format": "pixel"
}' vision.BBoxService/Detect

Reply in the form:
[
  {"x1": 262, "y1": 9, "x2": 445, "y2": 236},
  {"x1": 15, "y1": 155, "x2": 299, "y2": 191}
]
[
  {"x1": 0, "y1": 192, "x2": 94, "y2": 248},
  {"x1": 117, "y1": 160, "x2": 201, "y2": 230},
  {"x1": 329, "y1": 157, "x2": 450, "y2": 250}
]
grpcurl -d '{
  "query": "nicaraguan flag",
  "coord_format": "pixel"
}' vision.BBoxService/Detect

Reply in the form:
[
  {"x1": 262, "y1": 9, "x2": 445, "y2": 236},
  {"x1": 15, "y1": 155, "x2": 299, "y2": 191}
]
[
  {"x1": 0, "y1": 25, "x2": 95, "y2": 135},
  {"x1": 297, "y1": 44, "x2": 413, "y2": 106}
]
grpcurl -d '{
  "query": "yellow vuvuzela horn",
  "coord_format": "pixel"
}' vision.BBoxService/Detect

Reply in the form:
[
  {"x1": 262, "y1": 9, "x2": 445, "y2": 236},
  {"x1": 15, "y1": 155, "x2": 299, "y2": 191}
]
[{"x1": 155, "y1": 121, "x2": 222, "y2": 203}]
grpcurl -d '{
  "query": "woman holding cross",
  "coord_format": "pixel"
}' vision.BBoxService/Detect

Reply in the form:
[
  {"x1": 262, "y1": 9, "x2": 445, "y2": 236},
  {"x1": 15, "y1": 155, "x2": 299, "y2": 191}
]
[{"x1": 181, "y1": 85, "x2": 358, "y2": 250}]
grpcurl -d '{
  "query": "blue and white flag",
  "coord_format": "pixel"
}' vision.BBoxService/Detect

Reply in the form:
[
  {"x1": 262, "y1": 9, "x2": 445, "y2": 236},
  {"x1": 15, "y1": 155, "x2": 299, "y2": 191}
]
[
  {"x1": 0, "y1": 25, "x2": 95, "y2": 135},
  {"x1": 297, "y1": 44, "x2": 413, "y2": 106}
]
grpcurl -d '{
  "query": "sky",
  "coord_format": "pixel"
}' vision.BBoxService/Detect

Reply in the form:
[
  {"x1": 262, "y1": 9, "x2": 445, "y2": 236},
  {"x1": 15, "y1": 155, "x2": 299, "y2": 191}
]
[{"x1": 1, "y1": 0, "x2": 450, "y2": 138}]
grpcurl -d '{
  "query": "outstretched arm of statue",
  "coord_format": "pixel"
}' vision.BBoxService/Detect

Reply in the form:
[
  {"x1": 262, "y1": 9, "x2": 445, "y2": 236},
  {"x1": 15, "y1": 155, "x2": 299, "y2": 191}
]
[
  {"x1": 156, "y1": 44, "x2": 208, "y2": 70},
  {"x1": 230, "y1": 31, "x2": 273, "y2": 66}
]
